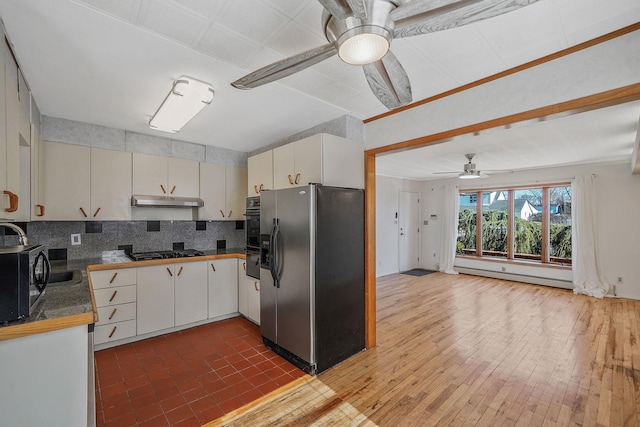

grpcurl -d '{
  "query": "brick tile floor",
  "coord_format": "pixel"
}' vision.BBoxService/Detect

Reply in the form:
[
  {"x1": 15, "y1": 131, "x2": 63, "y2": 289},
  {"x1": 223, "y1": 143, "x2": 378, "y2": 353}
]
[{"x1": 95, "y1": 317, "x2": 305, "y2": 426}]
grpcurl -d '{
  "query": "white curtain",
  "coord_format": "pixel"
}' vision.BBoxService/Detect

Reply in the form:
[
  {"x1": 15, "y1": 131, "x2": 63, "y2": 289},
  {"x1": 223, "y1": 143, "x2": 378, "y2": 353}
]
[
  {"x1": 572, "y1": 174, "x2": 609, "y2": 298},
  {"x1": 439, "y1": 184, "x2": 459, "y2": 275}
]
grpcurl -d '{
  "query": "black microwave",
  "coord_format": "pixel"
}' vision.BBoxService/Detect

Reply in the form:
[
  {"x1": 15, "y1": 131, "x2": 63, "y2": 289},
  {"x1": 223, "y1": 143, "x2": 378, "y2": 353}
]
[{"x1": 0, "y1": 245, "x2": 50, "y2": 324}]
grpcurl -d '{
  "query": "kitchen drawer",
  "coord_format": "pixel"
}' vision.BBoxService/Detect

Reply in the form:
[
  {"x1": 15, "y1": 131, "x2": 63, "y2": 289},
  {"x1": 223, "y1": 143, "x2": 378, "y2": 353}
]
[
  {"x1": 94, "y1": 285, "x2": 136, "y2": 307},
  {"x1": 96, "y1": 302, "x2": 136, "y2": 326},
  {"x1": 90, "y1": 268, "x2": 136, "y2": 289},
  {"x1": 95, "y1": 319, "x2": 136, "y2": 345}
]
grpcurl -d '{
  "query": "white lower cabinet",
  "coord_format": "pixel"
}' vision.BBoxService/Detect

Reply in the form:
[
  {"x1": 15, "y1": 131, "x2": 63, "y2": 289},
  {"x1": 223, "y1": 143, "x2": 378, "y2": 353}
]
[
  {"x1": 174, "y1": 261, "x2": 208, "y2": 327},
  {"x1": 91, "y1": 268, "x2": 137, "y2": 345},
  {"x1": 137, "y1": 265, "x2": 175, "y2": 335},
  {"x1": 208, "y1": 258, "x2": 238, "y2": 319},
  {"x1": 92, "y1": 256, "x2": 246, "y2": 347},
  {"x1": 247, "y1": 279, "x2": 260, "y2": 324}
]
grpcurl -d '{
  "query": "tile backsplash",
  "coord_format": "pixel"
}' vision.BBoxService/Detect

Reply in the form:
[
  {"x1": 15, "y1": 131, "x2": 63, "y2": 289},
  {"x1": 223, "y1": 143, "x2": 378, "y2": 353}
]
[{"x1": 0, "y1": 220, "x2": 244, "y2": 260}]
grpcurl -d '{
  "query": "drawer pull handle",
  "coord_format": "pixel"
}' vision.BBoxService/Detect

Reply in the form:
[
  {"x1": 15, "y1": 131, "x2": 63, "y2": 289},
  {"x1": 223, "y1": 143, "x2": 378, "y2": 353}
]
[
  {"x1": 80, "y1": 207, "x2": 88, "y2": 217},
  {"x1": 108, "y1": 326, "x2": 117, "y2": 338},
  {"x1": 210, "y1": 263, "x2": 216, "y2": 272},
  {"x1": 254, "y1": 282, "x2": 259, "y2": 292},
  {"x1": 36, "y1": 204, "x2": 45, "y2": 217},
  {"x1": 287, "y1": 174, "x2": 293, "y2": 185},
  {"x1": 295, "y1": 173, "x2": 300, "y2": 184},
  {"x1": 167, "y1": 267, "x2": 173, "y2": 277},
  {"x1": 3, "y1": 191, "x2": 18, "y2": 212},
  {"x1": 254, "y1": 184, "x2": 259, "y2": 194},
  {"x1": 219, "y1": 209, "x2": 225, "y2": 218},
  {"x1": 160, "y1": 184, "x2": 166, "y2": 194},
  {"x1": 109, "y1": 290, "x2": 118, "y2": 302},
  {"x1": 93, "y1": 207, "x2": 101, "y2": 217},
  {"x1": 227, "y1": 210, "x2": 232, "y2": 218},
  {"x1": 109, "y1": 272, "x2": 118, "y2": 283},
  {"x1": 108, "y1": 308, "x2": 117, "y2": 320},
  {"x1": 177, "y1": 266, "x2": 183, "y2": 276},
  {"x1": 243, "y1": 262, "x2": 246, "y2": 271},
  {"x1": 259, "y1": 184, "x2": 264, "y2": 192}
]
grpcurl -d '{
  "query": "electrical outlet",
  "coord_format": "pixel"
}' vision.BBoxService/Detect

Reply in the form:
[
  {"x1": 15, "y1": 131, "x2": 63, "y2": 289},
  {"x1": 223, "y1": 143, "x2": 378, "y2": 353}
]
[{"x1": 71, "y1": 233, "x2": 81, "y2": 246}]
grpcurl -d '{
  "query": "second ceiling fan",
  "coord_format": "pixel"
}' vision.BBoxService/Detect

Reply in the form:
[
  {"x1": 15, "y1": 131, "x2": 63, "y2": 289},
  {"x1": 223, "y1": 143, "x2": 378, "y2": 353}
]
[{"x1": 231, "y1": 0, "x2": 540, "y2": 109}]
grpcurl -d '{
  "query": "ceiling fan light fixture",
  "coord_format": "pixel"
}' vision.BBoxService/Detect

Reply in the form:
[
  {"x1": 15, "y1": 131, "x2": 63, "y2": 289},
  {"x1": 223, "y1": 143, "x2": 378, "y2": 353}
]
[
  {"x1": 337, "y1": 26, "x2": 391, "y2": 65},
  {"x1": 459, "y1": 171, "x2": 481, "y2": 179},
  {"x1": 149, "y1": 76, "x2": 214, "y2": 133}
]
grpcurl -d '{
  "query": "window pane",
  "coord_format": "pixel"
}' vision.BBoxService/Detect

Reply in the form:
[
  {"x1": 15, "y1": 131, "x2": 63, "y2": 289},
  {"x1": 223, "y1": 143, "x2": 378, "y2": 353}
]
[
  {"x1": 549, "y1": 186, "x2": 572, "y2": 265},
  {"x1": 482, "y1": 190, "x2": 508, "y2": 258},
  {"x1": 514, "y1": 189, "x2": 542, "y2": 261},
  {"x1": 457, "y1": 193, "x2": 477, "y2": 254}
]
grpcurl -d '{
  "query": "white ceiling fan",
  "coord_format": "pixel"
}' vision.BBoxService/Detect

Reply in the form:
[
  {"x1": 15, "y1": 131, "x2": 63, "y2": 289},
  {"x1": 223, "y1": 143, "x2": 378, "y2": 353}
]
[
  {"x1": 231, "y1": 0, "x2": 541, "y2": 109},
  {"x1": 433, "y1": 153, "x2": 512, "y2": 179}
]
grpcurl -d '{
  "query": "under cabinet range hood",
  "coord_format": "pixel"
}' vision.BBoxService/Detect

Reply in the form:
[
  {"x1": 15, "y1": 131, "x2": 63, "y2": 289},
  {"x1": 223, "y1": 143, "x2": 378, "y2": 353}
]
[{"x1": 131, "y1": 195, "x2": 204, "y2": 208}]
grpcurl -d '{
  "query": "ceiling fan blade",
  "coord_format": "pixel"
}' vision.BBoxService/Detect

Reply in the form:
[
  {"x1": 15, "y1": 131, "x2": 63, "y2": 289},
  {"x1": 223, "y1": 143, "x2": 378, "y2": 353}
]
[
  {"x1": 362, "y1": 51, "x2": 412, "y2": 109},
  {"x1": 391, "y1": 0, "x2": 540, "y2": 38},
  {"x1": 318, "y1": 0, "x2": 366, "y2": 20},
  {"x1": 231, "y1": 43, "x2": 337, "y2": 89}
]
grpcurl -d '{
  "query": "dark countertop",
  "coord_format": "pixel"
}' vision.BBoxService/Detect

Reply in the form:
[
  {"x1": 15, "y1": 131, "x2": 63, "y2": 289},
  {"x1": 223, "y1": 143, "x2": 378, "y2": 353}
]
[{"x1": 0, "y1": 248, "x2": 246, "y2": 339}]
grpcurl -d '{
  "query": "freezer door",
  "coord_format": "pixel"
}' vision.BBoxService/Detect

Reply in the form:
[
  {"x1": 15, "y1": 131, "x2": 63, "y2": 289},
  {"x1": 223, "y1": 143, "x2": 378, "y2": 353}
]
[
  {"x1": 276, "y1": 186, "x2": 313, "y2": 364},
  {"x1": 259, "y1": 191, "x2": 277, "y2": 344}
]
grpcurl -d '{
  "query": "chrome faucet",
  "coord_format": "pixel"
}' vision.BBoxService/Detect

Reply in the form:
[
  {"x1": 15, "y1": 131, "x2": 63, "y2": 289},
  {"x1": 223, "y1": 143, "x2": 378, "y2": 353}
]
[{"x1": 0, "y1": 223, "x2": 29, "y2": 245}]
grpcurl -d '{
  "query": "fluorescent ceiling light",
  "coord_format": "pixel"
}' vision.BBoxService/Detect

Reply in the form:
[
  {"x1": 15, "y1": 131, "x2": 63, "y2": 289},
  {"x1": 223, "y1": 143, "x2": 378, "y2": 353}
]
[
  {"x1": 149, "y1": 76, "x2": 214, "y2": 133},
  {"x1": 338, "y1": 26, "x2": 391, "y2": 65}
]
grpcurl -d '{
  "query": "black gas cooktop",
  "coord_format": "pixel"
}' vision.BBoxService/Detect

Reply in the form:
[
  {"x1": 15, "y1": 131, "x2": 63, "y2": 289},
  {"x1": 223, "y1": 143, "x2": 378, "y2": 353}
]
[{"x1": 128, "y1": 249, "x2": 205, "y2": 261}]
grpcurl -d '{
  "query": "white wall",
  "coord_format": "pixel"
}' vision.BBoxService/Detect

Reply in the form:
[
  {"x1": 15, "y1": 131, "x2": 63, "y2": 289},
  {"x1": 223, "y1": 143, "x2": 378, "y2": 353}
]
[
  {"x1": 420, "y1": 160, "x2": 640, "y2": 299},
  {"x1": 375, "y1": 175, "x2": 422, "y2": 277}
]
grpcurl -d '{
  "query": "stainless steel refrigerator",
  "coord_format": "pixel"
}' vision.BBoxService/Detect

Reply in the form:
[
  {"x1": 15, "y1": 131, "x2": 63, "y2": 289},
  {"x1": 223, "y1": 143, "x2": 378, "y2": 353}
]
[{"x1": 259, "y1": 184, "x2": 365, "y2": 375}]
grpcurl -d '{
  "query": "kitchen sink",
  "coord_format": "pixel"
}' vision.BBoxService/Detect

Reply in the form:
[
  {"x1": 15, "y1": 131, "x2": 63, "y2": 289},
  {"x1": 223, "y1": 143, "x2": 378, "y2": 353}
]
[{"x1": 49, "y1": 269, "x2": 83, "y2": 284}]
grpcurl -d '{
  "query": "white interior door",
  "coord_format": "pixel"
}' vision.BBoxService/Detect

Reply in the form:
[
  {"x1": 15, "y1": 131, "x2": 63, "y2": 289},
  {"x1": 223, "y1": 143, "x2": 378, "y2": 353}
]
[{"x1": 399, "y1": 191, "x2": 419, "y2": 272}]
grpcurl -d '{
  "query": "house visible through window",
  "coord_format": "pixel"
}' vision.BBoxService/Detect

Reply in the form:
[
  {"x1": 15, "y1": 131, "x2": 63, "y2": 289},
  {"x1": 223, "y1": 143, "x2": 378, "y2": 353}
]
[{"x1": 457, "y1": 185, "x2": 572, "y2": 266}]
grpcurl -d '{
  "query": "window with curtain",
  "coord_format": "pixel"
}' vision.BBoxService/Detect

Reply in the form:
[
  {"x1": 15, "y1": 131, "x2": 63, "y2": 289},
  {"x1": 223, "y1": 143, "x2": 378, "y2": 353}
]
[{"x1": 457, "y1": 184, "x2": 572, "y2": 266}]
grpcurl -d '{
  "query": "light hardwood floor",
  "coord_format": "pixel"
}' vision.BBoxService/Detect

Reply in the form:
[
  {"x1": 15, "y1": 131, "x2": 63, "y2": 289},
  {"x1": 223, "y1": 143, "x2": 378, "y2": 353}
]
[{"x1": 208, "y1": 272, "x2": 640, "y2": 426}]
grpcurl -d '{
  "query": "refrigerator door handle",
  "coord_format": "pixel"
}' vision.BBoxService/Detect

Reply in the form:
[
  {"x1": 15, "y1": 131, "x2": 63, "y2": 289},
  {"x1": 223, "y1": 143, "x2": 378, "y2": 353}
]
[
  {"x1": 274, "y1": 223, "x2": 283, "y2": 288},
  {"x1": 270, "y1": 219, "x2": 279, "y2": 287}
]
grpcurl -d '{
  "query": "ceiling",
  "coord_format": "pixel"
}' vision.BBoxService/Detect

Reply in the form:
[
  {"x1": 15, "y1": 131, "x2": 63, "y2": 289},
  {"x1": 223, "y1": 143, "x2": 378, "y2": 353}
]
[{"x1": 0, "y1": 0, "x2": 639, "y2": 176}]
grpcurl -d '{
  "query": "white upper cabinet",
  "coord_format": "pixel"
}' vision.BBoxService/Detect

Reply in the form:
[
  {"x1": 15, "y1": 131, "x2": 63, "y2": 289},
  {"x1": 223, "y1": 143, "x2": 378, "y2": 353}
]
[
  {"x1": 41, "y1": 142, "x2": 132, "y2": 220},
  {"x1": 271, "y1": 134, "x2": 364, "y2": 190},
  {"x1": 40, "y1": 141, "x2": 91, "y2": 220},
  {"x1": 247, "y1": 151, "x2": 273, "y2": 196},
  {"x1": 199, "y1": 163, "x2": 247, "y2": 221},
  {"x1": 91, "y1": 148, "x2": 132, "y2": 220},
  {"x1": 133, "y1": 153, "x2": 199, "y2": 198},
  {"x1": 1, "y1": 39, "x2": 21, "y2": 220}
]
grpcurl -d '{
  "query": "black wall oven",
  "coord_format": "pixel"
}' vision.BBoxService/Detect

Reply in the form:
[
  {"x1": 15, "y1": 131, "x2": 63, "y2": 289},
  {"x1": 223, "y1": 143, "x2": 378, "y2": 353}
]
[
  {"x1": 0, "y1": 244, "x2": 50, "y2": 323},
  {"x1": 245, "y1": 197, "x2": 260, "y2": 279}
]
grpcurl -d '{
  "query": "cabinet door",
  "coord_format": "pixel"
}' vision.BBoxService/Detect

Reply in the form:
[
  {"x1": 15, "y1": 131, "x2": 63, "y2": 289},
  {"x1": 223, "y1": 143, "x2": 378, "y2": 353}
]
[
  {"x1": 247, "y1": 279, "x2": 260, "y2": 324},
  {"x1": 137, "y1": 265, "x2": 174, "y2": 335},
  {"x1": 132, "y1": 153, "x2": 167, "y2": 196},
  {"x1": 273, "y1": 144, "x2": 295, "y2": 189},
  {"x1": 294, "y1": 135, "x2": 322, "y2": 187},
  {"x1": 41, "y1": 141, "x2": 91, "y2": 220},
  {"x1": 0, "y1": 43, "x2": 6, "y2": 214},
  {"x1": 248, "y1": 151, "x2": 273, "y2": 195},
  {"x1": 238, "y1": 265, "x2": 248, "y2": 317},
  {"x1": 174, "y1": 261, "x2": 208, "y2": 326},
  {"x1": 2, "y1": 44, "x2": 20, "y2": 219},
  {"x1": 198, "y1": 162, "x2": 225, "y2": 220},
  {"x1": 208, "y1": 259, "x2": 238, "y2": 319},
  {"x1": 225, "y1": 166, "x2": 247, "y2": 220},
  {"x1": 169, "y1": 158, "x2": 199, "y2": 197},
  {"x1": 91, "y1": 148, "x2": 132, "y2": 220}
]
